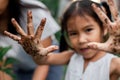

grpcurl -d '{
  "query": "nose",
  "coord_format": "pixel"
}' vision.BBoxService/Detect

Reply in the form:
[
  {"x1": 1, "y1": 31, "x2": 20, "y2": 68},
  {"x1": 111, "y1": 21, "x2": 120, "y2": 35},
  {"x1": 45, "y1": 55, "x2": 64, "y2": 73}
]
[{"x1": 78, "y1": 34, "x2": 87, "y2": 44}]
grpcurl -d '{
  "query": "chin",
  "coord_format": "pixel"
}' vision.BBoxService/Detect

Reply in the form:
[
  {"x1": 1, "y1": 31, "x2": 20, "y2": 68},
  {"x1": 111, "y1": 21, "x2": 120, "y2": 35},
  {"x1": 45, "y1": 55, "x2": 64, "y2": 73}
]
[
  {"x1": 82, "y1": 52, "x2": 96, "y2": 60},
  {"x1": 83, "y1": 55, "x2": 94, "y2": 60}
]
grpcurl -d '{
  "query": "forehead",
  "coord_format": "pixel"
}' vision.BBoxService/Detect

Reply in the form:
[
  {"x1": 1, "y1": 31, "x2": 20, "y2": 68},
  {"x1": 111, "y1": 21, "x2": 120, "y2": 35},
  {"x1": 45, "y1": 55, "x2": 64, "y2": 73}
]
[{"x1": 67, "y1": 15, "x2": 98, "y2": 29}]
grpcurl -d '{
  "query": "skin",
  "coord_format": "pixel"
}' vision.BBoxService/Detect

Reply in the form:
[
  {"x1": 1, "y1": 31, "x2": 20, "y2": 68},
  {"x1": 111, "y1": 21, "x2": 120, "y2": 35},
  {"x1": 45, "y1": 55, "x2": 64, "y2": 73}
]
[
  {"x1": 32, "y1": 36, "x2": 52, "y2": 80},
  {"x1": 0, "y1": 0, "x2": 12, "y2": 80},
  {"x1": 4, "y1": 0, "x2": 120, "y2": 79},
  {"x1": 0, "y1": 0, "x2": 9, "y2": 15},
  {"x1": 67, "y1": 15, "x2": 105, "y2": 60},
  {"x1": 0, "y1": 61, "x2": 12, "y2": 80},
  {"x1": 67, "y1": 15, "x2": 120, "y2": 80},
  {"x1": 87, "y1": 0, "x2": 120, "y2": 53},
  {"x1": 0, "y1": 0, "x2": 9, "y2": 34},
  {"x1": 5, "y1": 13, "x2": 120, "y2": 80},
  {"x1": 0, "y1": 71, "x2": 12, "y2": 80},
  {"x1": 0, "y1": 0, "x2": 51, "y2": 79}
]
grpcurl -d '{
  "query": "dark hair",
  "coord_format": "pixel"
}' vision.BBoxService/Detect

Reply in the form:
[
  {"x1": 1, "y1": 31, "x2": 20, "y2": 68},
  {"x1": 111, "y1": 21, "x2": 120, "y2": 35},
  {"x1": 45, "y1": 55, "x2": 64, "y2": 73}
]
[
  {"x1": 101, "y1": 1, "x2": 112, "y2": 21},
  {"x1": 60, "y1": 0, "x2": 111, "y2": 52},
  {"x1": 7, "y1": 0, "x2": 21, "y2": 34}
]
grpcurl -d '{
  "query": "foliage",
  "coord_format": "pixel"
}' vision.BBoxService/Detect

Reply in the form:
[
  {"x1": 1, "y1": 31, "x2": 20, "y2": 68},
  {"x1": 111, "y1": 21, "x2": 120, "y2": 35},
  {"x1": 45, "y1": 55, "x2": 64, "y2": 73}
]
[
  {"x1": 0, "y1": 46, "x2": 17, "y2": 80},
  {"x1": 39, "y1": 0, "x2": 61, "y2": 42},
  {"x1": 40, "y1": 0, "x2": 59, "y2": 19}
]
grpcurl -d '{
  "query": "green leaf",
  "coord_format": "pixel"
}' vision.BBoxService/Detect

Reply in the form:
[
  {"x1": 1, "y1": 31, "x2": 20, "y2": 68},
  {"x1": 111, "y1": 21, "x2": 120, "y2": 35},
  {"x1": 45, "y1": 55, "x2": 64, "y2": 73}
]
[
  {"x1": 115, "y1": 54, "x2": 120, "y2": 57},
  {"x1": 0, "y1": 46, "x2": 11, "y2": 61},
  {"x1": 3, "y1": 58, "x2": 18, "y2": 67}
]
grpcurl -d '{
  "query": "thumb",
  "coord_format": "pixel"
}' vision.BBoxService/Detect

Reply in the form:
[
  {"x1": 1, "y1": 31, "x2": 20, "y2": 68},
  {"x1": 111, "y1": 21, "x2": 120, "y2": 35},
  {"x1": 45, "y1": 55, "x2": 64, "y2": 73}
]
[
  {"x1": 87, "y1": 42, "x2": 109, "y2": 52},
  {"x1": 46, "y1": 45, "x2": 59, "y2": 53},
  {"x1": 40, "y1": 45, "x2": 59, "y2": 56}
]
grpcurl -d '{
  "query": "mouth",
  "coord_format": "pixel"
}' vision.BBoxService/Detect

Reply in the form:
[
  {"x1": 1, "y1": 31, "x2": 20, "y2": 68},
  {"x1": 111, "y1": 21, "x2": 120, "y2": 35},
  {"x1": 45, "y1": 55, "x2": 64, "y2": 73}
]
[{"x1": 79, "y1": 48, "x2": 89, "y2": 53}]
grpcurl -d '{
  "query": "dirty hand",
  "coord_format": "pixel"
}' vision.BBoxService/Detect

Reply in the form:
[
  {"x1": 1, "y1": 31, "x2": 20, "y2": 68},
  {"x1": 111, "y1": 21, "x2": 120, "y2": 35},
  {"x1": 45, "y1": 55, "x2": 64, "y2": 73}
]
[
  {"x1": 4, "y1": 11, "x2": 58, "y2": 58},
  {"x1": 87, "y1": 0, "x2": 120, "y2": 53}
]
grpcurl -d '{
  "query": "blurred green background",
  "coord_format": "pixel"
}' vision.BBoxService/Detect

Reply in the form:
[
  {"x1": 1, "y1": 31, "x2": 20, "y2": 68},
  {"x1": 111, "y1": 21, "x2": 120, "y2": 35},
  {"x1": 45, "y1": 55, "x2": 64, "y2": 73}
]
[
  {"x1": 40, "y1": 0, "x2": 60, "y2": 19},
  {"x1": 40, "y1": 0, "x2": 61, "y2": 41}
]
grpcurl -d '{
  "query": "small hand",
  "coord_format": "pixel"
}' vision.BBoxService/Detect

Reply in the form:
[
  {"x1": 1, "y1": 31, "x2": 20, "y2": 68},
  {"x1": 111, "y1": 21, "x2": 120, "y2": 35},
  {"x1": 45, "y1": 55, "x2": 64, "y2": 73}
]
[
  {"x1": 87, "y1": 0, "x2": 120, "y2": 53},
  {"x1": 4, "y1": 10, "x2": 58, "y2": 58}
]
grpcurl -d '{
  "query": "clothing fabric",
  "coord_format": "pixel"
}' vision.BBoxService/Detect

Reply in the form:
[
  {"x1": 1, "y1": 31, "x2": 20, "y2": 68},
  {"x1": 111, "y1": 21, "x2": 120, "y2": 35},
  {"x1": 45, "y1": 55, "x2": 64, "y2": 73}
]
[
  {"x1": 46, "y1": 65, "x2": 64, "y2": 80},
  {"x1": 65, "y1": 53, "x2": 117, "y2": 80},
  {"x1": 0, "y1": 0, "x2": 62, "y2": 80}
]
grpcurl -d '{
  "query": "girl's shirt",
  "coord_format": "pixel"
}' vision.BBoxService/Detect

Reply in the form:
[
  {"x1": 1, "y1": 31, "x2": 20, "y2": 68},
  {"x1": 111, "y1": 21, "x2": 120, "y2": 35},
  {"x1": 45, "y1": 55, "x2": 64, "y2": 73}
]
[{"x1": 65, "y1": 53, "x2": 117, "y2": 80}]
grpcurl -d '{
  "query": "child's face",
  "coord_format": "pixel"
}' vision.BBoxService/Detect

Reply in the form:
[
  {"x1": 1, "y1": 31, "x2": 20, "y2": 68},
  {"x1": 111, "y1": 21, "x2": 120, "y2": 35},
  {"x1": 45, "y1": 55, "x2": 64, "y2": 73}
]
[{"x1": 67, "y1": 15, "x2": 105, "y2": 59}]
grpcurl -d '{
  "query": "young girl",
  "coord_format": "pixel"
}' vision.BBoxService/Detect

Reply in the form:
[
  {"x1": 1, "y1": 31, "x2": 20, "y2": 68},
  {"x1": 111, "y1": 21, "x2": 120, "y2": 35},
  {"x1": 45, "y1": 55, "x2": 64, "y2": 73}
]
[{"x1": 4, "y1": 0, "x2": 120, "y2": 80}]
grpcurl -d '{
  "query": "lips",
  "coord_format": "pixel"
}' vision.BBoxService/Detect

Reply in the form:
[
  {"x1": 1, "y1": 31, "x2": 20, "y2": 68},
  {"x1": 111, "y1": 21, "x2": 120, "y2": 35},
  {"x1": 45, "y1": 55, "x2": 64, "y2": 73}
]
[{"x1": 79, "y1": 48, "x2": 89, "y2": 53}]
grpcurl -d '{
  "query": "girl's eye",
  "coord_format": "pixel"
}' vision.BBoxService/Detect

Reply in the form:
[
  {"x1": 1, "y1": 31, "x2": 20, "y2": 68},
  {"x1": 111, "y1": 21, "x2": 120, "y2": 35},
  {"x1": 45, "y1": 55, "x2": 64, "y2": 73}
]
[
  {"x1": 85, "y1": 28, "x2": 93, "y2": 32},
  {"x1": 68, "y1": 32, "x2": 77, "y2": 36}
]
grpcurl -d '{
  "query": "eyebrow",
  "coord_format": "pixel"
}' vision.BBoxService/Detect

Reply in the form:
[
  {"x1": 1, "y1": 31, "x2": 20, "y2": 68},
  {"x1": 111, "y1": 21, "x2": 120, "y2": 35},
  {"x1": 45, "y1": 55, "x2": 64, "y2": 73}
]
[
  {"x1": 67, "y1": 24, "x2": 94, "y2": 31},
  {"x1": 83, "y1": 24, "x2": 94, "y2": 28}
]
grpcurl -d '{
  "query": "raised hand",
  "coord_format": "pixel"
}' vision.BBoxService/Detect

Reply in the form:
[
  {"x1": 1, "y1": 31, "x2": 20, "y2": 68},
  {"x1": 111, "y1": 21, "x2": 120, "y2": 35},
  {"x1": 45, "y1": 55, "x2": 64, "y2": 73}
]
[
  {"x1": 4, "y1": 11, "x2": 58, "y2": 59},
  {"x1": 87, "y1": 0, "x2": 120, "y2": 53}
]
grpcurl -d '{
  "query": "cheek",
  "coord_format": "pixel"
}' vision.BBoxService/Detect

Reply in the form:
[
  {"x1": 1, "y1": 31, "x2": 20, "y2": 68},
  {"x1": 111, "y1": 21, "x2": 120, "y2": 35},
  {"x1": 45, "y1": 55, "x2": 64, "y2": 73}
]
[
  {"x1": 69, "y1": 38, "x2": 78, "y2": 48},
  {"x1": 91, "y1": 32, "x2": 103, "y2": 42}
]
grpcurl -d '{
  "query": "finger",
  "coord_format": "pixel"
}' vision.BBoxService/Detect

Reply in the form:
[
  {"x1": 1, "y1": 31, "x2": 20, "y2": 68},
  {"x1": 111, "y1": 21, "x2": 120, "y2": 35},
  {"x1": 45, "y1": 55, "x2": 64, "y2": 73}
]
[
  {"x1": 46, "y1": 45, "x2": 59, "y2": 53},
  {"x1": 92, "y1": 3, "x2": 111, "y2": 26},
  {"x1": 108, "y1": 0, "x2": 119, "y2": 20},
  {"x1": 4, "y1": 31, "x2": 21, "y2": 41},
  {"x1": 107, "y1": 36, "x2": 120, "y2": 53},
  {"x1": 35, "y1": 18, "x2": 46, "y2": 39},
  {"x1": 11, "y1": 18, "x2": 27, "y2": 37},
  {"x1": 27, "y1": 10, "x2": 34, "y2": 35},
  {"x1": 87, "y1": 42, "x2": 110, "y2": 52},
  {"x1": 41, "y1": 45, "x2": 59, "y2": 56}
]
